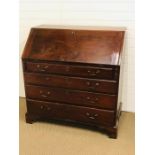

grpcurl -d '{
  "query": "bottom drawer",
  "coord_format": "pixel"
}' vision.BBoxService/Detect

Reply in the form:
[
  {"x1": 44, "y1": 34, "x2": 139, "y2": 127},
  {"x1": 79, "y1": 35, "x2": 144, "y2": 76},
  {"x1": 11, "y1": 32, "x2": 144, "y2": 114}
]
[{"x1": 27, "y1": 99, "x2": 115, "y2": 126}]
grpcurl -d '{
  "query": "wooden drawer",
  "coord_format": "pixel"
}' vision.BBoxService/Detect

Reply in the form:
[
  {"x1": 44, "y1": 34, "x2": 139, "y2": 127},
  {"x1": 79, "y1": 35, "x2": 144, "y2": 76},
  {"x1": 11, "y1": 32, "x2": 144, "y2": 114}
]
[
  {"x1": 24, "y1": 73, "x2": 118, "y2": 94},
  {"x1": 26, "y1": 85, "x2": 117, "y2": 110},
  {"x1": 25, "y1": 62, "x2": 114, "y2": 79},
  {"x1": 27, "y1": 99, "x2": 115, "y2": 126}
]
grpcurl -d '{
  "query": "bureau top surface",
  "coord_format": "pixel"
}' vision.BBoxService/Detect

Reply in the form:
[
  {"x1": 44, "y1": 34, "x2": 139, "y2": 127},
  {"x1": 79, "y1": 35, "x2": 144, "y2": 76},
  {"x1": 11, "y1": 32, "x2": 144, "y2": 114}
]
[{"x1": 22, "y1": 25, "x2": 125, "y2": 65}]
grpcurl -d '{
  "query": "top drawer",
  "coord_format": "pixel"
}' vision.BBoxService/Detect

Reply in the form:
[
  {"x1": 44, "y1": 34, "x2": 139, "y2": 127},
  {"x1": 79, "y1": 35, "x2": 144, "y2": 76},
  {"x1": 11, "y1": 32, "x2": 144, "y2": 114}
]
[{"x1": 25, "y1": 62, "x2": 115, "y2": 80}]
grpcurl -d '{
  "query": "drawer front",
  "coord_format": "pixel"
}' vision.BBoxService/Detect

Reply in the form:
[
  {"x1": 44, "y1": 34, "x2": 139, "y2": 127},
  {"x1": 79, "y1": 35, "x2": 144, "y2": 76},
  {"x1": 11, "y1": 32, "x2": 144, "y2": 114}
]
[
  {"x1": 26, "y1": 85, "x2": 117, "y2": 109},
  {"x1": 25, "y1": 62, "x2": 114, "y2": 79},
  {"x1": 24, "y1": 73, "x2": 118, "y2": 94},
  {"x1": 27, "y1": 99, "x2": 115, "y2": 126}
]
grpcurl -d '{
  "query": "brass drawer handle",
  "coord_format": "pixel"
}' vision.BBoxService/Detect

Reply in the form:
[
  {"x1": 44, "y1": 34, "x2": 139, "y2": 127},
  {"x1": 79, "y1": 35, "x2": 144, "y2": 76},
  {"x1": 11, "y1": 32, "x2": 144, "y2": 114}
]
[
  {"x1": 40, "y1": 90, "x2": 51, "y2": 94},
  {"x1": 86, "y1": 81, "x2": 95, "y2": 89},
  {"x1": 87, "y1": 70, "x2": 91, "y2": 73},
  {"x1": 47, "y1": 91, "x2": 51, "y2": 95},
  {"x1": 89, "y1": 116, "x2": 95, "y2": 120},
  {"x1": 86, "y1": 112, "x2": 90, "y2": 116},
  {"x1": 95, "y1": 97, "x2": 99, "y2": 101},
  {"x1": 89, "y1": 99, "x2": 98, "y2": 104},
  {"x1": 40, "y1": 90, "x2": 51, "y2": 98},
  {"x1": 40, "y1": 105, "x2": 44, "y2": 109},
  {"x1": 87, "y1": 70, "x2": 101, "y2": 76},
  {"x1": 36, "y1": 64, "x2": 48, "y2": 71},
  {"x1": 95, "y1": 82, "x2": 100, "y2": 86},
  {"x1": 87, "y1": 70, "x2": 96, "y2": 76},
  {"x1": 41, "y1": 94, "x2": 47, "y2": 98},
  {"x1": 44, "y1": 65, "x2": 49, "y2": 69},
  {"x1": 86, "y1": 97, "x2": 98, "y2": 102},
  {"x1": 37, "y1": 64, "x2": 40, "y2": 68},
  {"x1": 86, "y1": 96, "x2": 90, "y2": 100},
  {"x1": 96, "y1": 70, "x2": 100, "y2": 74},
  {"x1": 86, "y1": 112, "x2": 99, "y2": 120},
  {"x1": 86, "y1": 81, "x2": 91, "y2": 86}
]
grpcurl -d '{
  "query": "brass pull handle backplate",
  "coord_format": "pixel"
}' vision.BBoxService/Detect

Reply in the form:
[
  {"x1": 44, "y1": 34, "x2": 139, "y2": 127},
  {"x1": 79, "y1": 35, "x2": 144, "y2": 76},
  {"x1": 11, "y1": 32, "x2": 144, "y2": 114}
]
[{"x1": 86, "y1": 112, "x2": 99, "y2": 120}]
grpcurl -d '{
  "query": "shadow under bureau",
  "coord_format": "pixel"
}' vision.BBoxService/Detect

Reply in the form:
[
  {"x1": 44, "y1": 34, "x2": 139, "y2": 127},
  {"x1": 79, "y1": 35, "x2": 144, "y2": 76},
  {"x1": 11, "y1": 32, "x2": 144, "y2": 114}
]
[{"x1": 22, "y1": 25, "x2": 125, "y2": 138}]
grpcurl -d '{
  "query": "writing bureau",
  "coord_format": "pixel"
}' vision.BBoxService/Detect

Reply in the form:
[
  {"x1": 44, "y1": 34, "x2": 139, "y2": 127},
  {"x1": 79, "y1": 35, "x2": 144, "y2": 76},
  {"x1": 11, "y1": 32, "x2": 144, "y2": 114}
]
[{"x1": 22, "y1": 25, "x2": 125, "y2": 138}]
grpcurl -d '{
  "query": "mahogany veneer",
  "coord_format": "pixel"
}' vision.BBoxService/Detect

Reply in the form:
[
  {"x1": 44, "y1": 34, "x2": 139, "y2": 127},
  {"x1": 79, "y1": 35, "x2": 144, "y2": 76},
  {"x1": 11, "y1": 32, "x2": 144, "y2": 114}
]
[{"x1": 22, "y1": 25, "x2": 125, "y2": 138}]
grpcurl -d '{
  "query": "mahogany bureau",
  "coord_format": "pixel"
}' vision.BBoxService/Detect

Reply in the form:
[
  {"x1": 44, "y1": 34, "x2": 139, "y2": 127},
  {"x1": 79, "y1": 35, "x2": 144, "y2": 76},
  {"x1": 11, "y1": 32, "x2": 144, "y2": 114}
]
[{"x1": 22, "y1": 25, "x2": 125, "y2": 138}]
